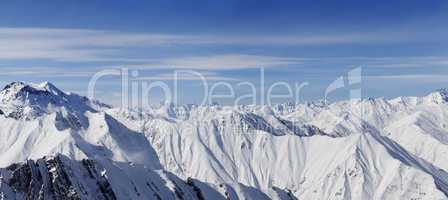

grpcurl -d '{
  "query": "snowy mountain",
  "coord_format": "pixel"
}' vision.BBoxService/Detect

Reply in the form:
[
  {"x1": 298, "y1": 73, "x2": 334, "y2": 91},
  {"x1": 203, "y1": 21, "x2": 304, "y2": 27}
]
[{"x1": 1, "y1": 82, "x2": 448, "y2": 200}]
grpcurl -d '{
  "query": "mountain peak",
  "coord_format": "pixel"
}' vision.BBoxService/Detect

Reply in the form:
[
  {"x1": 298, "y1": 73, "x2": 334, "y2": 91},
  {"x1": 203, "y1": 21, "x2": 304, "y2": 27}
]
[
  {"x1": 1, "y1": 81, "x2": 26, "y2": 92},
  {"x1": 0, "y1": 81, "x2": 65, "y2": 104},
  {"x1": 436, "y1": 88, "x2": 448, "y2": 100},
  {"x1": 1, "y1": 81, "x2": 64, "y2": 96},
  {"x1": 0, "y1": 81, "x2": 109, "y2": 120},
  {"x1": 425, "y1": 88, "x2": 448, "y2": 103},
  {"x1": 37, "y1": 81, "x2": 64, "y2": 95}
]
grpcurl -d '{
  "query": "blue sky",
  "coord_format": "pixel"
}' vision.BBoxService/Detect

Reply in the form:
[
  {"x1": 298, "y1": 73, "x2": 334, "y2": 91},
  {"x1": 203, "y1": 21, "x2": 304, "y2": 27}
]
[{"x1": 1, "y1": 0, "x2": 448, "y2": 106}]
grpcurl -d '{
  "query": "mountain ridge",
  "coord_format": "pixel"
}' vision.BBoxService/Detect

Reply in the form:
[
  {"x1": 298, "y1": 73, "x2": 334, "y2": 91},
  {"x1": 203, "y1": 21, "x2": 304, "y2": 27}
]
[{"x1": 1, "y1": 81, "x2": 448, "y2": 199}]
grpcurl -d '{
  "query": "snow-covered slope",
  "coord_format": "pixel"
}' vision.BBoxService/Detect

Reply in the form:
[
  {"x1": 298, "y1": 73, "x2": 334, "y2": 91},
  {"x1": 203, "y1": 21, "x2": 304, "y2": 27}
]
[
  {"x1": 0, "y1": 81, "x2": 109, "y2": 120},
  {"x1": 1, "y1": 82, "x2": 448, "y2": 200}
]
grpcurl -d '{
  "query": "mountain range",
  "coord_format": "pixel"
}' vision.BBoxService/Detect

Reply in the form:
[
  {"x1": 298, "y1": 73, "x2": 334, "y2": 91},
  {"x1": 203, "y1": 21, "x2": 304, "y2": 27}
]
[{"x1": 1, "y1": 81, "x2": 448, "y2": 200}]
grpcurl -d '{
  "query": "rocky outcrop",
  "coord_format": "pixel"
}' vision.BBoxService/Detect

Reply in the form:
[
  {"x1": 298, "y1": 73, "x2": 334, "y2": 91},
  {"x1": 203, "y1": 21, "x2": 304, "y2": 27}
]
[{"x1": 0, "y1": 156, "x2": 116, "y2": 200}]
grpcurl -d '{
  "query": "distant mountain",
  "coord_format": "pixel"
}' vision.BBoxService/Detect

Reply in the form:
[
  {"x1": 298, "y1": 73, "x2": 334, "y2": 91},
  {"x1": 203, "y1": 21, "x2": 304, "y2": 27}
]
[
  {"x1": 0, "y1": 81, "x2": 110, "y2": 120},
  {"x1": 1, "y1": 82, "x2": 448, "y2": 199}
]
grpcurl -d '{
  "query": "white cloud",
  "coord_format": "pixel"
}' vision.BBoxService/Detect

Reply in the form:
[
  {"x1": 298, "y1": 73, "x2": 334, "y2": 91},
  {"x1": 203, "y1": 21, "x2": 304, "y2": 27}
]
[
  {"x1": 362, "y1": 56, "x2": 448, "y2": 68},
  {"x1": 366, "y1": 74, "x2": 448, "y2": 82},
  {"x1": 131, "y1": 72, "x2": 238, "y2": 81},
  {"x1": 0, "y1": 27, "x2": 189, "y2": 61},
  {"x1": 0, "y1": 27, "x2": 439, "y2": 62},
  {"x1": 98, "y1": 54, "x2": 304, "y2": 71},
  {"x1": 0, "y1": 66, "x2": 97, "y2": 77},
  {"x1": 156, "y1": 54, "x2": 303, "y2": 70}
]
